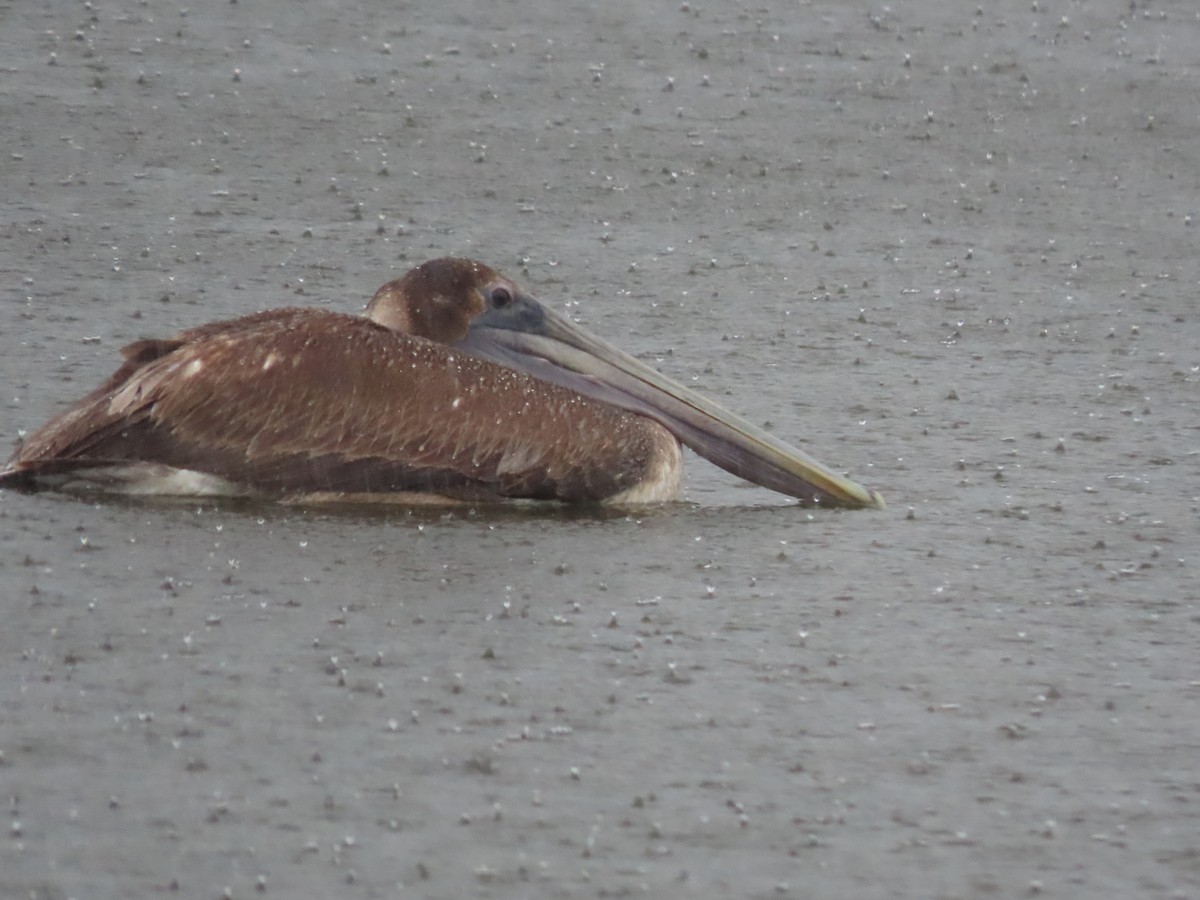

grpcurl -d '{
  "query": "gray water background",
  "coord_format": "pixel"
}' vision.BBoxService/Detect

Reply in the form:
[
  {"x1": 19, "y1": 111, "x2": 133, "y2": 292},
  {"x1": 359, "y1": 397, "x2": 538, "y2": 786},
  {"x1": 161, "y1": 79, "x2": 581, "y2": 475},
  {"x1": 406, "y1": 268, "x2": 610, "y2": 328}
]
[{"x1": 2, "y1": 1, "x2": 1198, "y2": 897}]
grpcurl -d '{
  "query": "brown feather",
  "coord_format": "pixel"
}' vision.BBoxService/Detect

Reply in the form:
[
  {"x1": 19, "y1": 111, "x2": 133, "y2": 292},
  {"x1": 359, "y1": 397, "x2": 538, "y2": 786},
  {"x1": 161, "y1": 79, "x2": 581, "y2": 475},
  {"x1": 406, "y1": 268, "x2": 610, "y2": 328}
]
[{"x1": 5, "y1": 309, "x2": 672, "y2": 502}]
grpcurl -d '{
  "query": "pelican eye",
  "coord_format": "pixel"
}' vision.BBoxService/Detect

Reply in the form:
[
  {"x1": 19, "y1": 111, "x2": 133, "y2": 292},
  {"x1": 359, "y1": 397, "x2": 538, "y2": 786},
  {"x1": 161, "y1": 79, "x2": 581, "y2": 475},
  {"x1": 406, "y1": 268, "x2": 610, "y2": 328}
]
[{"x1": 489, "y1": 286, "x2": 513, "y2": 309}]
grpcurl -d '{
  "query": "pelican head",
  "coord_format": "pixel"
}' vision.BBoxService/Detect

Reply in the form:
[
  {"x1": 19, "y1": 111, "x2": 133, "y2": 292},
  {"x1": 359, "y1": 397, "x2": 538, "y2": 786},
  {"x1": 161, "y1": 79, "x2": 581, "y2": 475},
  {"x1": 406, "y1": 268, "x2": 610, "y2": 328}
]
[{"x1": 368, "y1": 258, "x2": 883, "y2": 509}]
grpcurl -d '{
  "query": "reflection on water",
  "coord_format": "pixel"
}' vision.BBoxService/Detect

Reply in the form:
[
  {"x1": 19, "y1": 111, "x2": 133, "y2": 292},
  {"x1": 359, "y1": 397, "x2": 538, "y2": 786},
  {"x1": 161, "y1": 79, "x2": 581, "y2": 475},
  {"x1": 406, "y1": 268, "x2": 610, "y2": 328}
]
[{"x1": 8, "y1": 481, "x2": 837, "y2": 529}]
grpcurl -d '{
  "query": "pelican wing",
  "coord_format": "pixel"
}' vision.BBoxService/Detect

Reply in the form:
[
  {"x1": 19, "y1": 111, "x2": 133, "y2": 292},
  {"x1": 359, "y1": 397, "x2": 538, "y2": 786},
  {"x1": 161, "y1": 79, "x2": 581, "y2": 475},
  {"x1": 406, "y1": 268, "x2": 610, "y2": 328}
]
[{"x1": 3, "y1": 310, "x2": 663, "y2": 501}]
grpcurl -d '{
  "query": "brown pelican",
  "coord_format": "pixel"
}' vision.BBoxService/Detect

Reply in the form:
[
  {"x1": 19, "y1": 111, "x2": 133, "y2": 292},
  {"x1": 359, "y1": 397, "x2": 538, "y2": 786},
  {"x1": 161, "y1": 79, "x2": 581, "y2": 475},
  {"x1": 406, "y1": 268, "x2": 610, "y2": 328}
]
[{"x1": 0, "y1": 258, "x2": 883, "y2": 508}]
